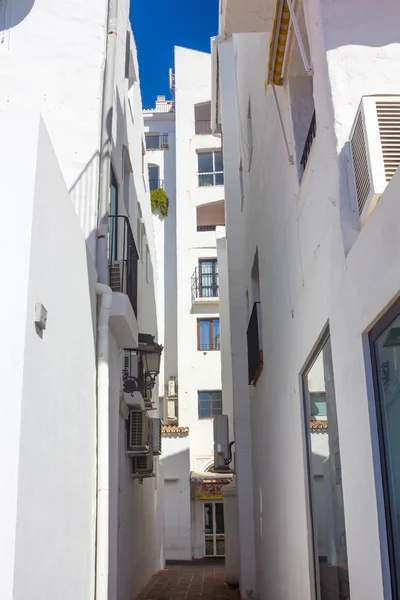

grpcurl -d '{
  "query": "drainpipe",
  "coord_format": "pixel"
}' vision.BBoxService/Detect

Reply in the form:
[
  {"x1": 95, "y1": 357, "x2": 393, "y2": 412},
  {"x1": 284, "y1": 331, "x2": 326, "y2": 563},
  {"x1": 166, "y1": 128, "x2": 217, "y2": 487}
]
[
  {"x1": 95, "y1": 0, "x2": 118, "y2": 598},
  {"x1": 97, "y1": 0, "x2": 119, "y2": 285},
  {"x1": 95, "y1": 283, "x2": 113, "y2": 600}
]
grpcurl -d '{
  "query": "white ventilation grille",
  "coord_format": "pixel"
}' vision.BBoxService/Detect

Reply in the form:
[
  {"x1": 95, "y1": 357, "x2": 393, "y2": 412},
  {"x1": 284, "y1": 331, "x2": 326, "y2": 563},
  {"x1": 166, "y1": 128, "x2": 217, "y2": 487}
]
[
  {"x1": 350, "y1": 110, "x2": 371, "y2": 215},
  {"x1": 376, "y1": 101, "x2": 400, "y2": 181},
  {"x1": 128, "y1": 410, "x2": 149, "y2": 451},
  {"x1": 349, "y1": 96, "x2": 400, "y2": 225},
  {"x1": 110, "y1": 261, "x2": 122, "y2": 292},
  {"x1": 131, "y1": 453, "x2": 154, "y2": 477},
  {"x1": 151, "y1": 418, "x2": 162, "y2": 455}
]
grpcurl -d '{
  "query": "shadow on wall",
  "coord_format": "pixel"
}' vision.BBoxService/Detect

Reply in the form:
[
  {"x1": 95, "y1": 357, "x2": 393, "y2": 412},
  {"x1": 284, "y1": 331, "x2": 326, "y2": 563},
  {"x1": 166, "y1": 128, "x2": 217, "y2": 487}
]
[{"x1": 0, "y1": 0, "x2": 36, "y2": 29}]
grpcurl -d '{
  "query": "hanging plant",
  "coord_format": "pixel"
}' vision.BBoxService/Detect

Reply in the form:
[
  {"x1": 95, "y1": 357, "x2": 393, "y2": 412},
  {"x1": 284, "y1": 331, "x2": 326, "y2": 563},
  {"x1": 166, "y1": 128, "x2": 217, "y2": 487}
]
[{"x1": 150, "y1": 187, "x2": 169, "y2": 217}]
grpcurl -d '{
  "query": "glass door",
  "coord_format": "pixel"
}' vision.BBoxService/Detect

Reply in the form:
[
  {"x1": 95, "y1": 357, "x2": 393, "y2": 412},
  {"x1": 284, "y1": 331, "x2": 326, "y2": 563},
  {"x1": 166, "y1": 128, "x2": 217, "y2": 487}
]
[
  {"x1": 199, "y1": 259, "x2": 219, "y2": 298},
  {"x1": 203, "y1": 501, "x2": 225, "y2": 556}
]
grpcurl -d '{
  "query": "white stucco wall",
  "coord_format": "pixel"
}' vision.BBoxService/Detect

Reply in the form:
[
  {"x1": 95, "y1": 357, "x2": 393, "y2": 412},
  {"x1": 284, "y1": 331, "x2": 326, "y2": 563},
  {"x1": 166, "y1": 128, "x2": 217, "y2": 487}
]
[
  {"x1": 217, "y1": 3, "x2": 400, "y2": 598},
  {"x1": 0, "y1": 114, "x2": 97, "y2": 600},
  {"x1": 0, "y1": 3, "x2": 165, "y2": 596}
]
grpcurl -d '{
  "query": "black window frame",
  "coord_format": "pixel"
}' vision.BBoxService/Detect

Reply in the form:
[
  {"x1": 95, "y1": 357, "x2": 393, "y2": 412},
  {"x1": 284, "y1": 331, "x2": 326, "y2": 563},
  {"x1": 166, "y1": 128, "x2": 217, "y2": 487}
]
[{"x1": 369, "y1": 296, "x2": 400, "y2": 600}]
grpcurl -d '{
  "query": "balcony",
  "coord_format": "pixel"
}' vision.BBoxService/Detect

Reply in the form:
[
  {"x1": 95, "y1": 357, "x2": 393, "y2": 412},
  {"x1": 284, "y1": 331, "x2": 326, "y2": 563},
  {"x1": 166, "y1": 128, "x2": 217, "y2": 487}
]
[
  {"x1": 191, "y1": 267, "x2": 219, "y2": 304},
  {"x1": 221, "y1": 0, "x2": 274, "y2": 36},
  {"x1": 145, "y1": 134, "x2": 169, "y2": 150},
  {"x1": 108, "y1": 215, "x2": 139, "y2": 348},
  {"x1": 300, "y1": 111, "x2": 316, "y2": 174},
  {"x1": 247, "y1": 302, "x2": 263, "y2": 385},
  {"x1": 195, "y1": 120, "x2": 222, "y2": 135},
  {"x1": 149, "y1": 178, "x2": 164, "y2": 191}
]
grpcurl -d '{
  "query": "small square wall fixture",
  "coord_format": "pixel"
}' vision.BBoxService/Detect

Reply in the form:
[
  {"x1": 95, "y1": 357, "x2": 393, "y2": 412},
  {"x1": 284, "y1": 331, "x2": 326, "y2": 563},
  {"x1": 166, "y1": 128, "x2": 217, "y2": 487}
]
[{"x1": 35, "y1": 303, "x2": 48, "y2": 330}]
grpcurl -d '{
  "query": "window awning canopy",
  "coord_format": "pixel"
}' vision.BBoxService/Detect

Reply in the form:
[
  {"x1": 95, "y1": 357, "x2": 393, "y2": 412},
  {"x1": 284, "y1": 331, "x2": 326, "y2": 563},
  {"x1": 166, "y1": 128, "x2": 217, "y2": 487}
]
[
  {"x1": 190, "y1": 471, "x2": 233, "y2": 484},
  {"x1": 266, "y1": 0, "x2": 291, "y2": 88}
]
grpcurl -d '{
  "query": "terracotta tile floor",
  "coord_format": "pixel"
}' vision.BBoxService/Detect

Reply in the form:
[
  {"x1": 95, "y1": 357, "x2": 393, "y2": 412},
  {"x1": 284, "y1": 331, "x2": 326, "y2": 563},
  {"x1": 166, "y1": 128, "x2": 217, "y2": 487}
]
[{"x1": 135, "y1": 561, "x2": 240, "y2": 600}]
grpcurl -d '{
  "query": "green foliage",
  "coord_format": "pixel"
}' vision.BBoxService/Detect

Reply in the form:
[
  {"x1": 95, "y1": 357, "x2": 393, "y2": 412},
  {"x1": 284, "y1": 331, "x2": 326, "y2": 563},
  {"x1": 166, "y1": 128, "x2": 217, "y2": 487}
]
[{"x1": 150, "y1": 187, "x2": 169, "y2": 217}]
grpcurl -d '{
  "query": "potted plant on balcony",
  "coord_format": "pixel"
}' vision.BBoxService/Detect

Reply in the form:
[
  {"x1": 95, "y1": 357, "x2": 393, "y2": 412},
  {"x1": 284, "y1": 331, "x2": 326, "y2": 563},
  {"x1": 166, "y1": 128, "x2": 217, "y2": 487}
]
[
  {"x1": 161, "y1": 142, "x2": 169, "y2": 149},
  {"x1": 150, "y1": 188, "x2": 169, "y2": 217}
]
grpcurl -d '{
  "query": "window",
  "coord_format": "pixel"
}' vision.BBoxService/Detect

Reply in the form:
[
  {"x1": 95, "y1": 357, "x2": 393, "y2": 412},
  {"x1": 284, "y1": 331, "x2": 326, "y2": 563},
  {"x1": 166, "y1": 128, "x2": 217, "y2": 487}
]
[
  {"x1": 109, "y1": 167, "x2": 118, "y2": 262},
  {"x1": 145, "y1": 133, "x2": 168, "y2": 150},
  {"x1": 198, "y1": 319, "x2": 220, "y2": 351},
  {"x1": 145, "y1": 245, "x2": 150, "y2": 283},
  {"x1": 198, "y1": 391, "x2": 222, "y2": 419},
  {"x1": 148, "y1": 164, "x2": 160, "y2": 191},
  {"x1": 239, "y1": 158, "x2": 245, "y2": 211},
  {"x1": 194, "y1": 102, "x2": 222, "y2": 135},
  {"x1": 288, "y1": 2, "x2": 315, "y2": 179},
  {"x1": 302, "y1": 330, "x2": 350, "y2": 600},
  {"x1": 197, "y1": 151, "x2": 224, "y2": 187},
  {"x1": 125, "y1": 31, "x2": 136, "y2": 90},
  {"x1": 196, "y1": 200, "x2": 225, "y2": 232},
  {"x1": 370, "y1": 299, "x2": 400, "y2": 598},
  {"x1": 247, "y1": 100, "x2": 253, "y2": 171},
  {"x1": 198, "y1": 259, "x2": 219, "y2": 297},
  {"x1": 122, "y1": 146, "x2": 132, "y2": 214},
  {"x1": 136, "y1": 217, "x2": 141, "y2": 257}
]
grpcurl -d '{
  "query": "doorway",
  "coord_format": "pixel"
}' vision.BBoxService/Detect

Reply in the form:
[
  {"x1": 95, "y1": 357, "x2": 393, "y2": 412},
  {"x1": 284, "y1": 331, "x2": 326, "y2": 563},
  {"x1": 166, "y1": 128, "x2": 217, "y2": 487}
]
[{"x1": 203, "y1": 501, "x2": 225, "y2": 556}]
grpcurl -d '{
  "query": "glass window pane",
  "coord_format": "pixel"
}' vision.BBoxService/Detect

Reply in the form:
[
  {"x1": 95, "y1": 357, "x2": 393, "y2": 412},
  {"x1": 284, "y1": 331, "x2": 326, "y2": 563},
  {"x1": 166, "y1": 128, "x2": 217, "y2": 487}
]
[
  {"x1": 310, "y1": 392, "x2": 327, "y2": 417},
  {"x1": 215, "y1": 172, "x2": 224, "y2": 186},
  {"x1": 303, "y1": 337, "x2": 349, "y2": 600},
  {"x1": 204, "y1": 504, "x2": 213, "y2": 533},
  {"x1": 215, "y1": 503, "x2": 225, "y2": 534},
  {"x1": 198, "y1": 391, "x2": 209, "y2": 402},
  {"x1": 374, "y1": 314, "x2": 400, "y2": 590},
  {"x1": 198, "y1": 152, "x2": 213, "y2": 173},
  {"x1": 198, "y1": 173, "x2": 213, "y2": 187},
  {"x1": 205, "y1": 538, "x2": 214, "y2": 556},
  {"x1": 213, "y1": 320, "x2": 220, "y2": 350},
  {"x1": 214, "y1": 151, "x2": 223, "y2": 172},
  {"x1": 199, "y1": 320, "x2": 211, "y2": 350},
  {"x1": 199, "y1": 409, "x2": 211, "y2": 419}
]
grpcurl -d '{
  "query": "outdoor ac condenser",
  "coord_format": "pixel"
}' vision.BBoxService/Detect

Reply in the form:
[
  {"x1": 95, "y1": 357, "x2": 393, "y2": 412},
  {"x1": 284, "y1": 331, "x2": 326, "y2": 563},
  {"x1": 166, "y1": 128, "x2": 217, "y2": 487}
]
[{"x1": 213, "y1": 414, "x2": 229, "y2": 470}]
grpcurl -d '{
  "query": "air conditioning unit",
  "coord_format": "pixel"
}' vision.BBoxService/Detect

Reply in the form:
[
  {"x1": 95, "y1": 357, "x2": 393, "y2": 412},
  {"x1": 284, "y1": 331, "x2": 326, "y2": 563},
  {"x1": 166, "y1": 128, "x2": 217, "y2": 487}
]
[
  {"x1": 168, "y1": 378, "x2": 177, "y2": 397},
  {"x1": 109, "y1": 260, "x2": 126, "y2": 293},
  {"x1": 349, "y1": 96, "x2": 400, "y2": 225},
  {"x1": 167, "y1": 399, "x2": 177, "y2": 420},
  {"x1": 127, "y1": 410, "x2": 150, "y2": 454},
  {"x1": 123, "y1": 353, "x2": 144, "y2": 409},
  {"x1": 213, "y1": 414, "x2": 230, "y2": 470},
  {"x1": 131, "y1": 452, "x2": 154, "y2": 478},
  {"x1": 150, "y1": 418, "x2": 162, "y2": 455}
]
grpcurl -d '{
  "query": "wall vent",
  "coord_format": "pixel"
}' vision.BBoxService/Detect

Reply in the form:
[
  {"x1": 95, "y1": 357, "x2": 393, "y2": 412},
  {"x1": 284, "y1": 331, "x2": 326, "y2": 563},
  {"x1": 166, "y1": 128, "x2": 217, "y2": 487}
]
[
  {"x1": 127, "y1": 410, "x2": 149, "y2": 453},
  {"x1": 151, "y1": 418, "x2": 162, "y2": 455},
  {"x1": 349, "y1": 96, "x2": 400, "y2": 225},
  {"x1": 131, "y1": 452, "x2": 154, "y2": 478}
]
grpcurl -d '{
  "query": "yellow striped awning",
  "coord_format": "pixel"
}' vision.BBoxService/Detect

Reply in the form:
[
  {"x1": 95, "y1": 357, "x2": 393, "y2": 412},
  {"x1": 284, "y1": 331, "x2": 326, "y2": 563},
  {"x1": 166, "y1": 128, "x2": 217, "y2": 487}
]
[{"x1": 265, "y1": 0, "x2": 290, "y2": 90}]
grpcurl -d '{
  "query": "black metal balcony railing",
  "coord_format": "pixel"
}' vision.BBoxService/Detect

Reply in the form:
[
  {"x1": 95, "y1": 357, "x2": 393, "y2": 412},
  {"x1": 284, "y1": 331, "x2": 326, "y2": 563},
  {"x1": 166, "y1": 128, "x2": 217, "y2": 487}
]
[
  {"x1": 198, "y1": 340, "x2": 221, "y2": 351},
  {"x1": 195, "y1": 120, "x2": 222, "y2": 135},
  {"x1": 145, "y1": 134, "x2": 169, "y2": 150},
  {"x1": 300, "y1": 110, "x2": 316, "y2": 174},
  {"x1": 122, "y1": 350, "x2": 144, "y2": 395},
  {"x1": 108, "y1": 215, "x2": 139, "y2": 317},
  {"x1": 198, "y1": 171, "x2": 224, "y2": 187},
  {"x1": 191, "y1": 267, "x2": 219, "y2": 302},
  {"x1": 149, "y1": 178, "x2": 164, "y2": 191},
  {"x1": 247, "y1": 302, "x2": 263, "y2": 385},
  {"x1": 197, "y1": 225, "x2": 216, "y2": 232}
]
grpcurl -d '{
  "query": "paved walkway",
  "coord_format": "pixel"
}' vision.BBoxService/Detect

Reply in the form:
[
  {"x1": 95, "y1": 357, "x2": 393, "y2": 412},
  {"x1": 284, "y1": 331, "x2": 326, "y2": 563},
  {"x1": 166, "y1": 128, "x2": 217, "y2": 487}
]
[{"x1": 135, "y1": 562, "x2": 240, "y2": 600}]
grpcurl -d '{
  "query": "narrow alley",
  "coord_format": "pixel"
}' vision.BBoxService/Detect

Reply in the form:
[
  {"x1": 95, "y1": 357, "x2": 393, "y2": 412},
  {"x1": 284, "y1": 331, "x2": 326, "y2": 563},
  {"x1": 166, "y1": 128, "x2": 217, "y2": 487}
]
[{"x1": 135, "y1": 563, "x2": 240, "y2": 600}]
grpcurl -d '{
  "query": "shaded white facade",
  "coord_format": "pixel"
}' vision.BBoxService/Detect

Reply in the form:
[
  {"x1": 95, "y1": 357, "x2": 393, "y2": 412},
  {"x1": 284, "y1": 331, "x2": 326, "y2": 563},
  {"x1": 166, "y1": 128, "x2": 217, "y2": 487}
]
[
  {"x1": 144, "y1": 47, "x2": 233, "y2": 561},
  {"x1": 214, "y1": 0, "x2": 400, "y2": 599},
  {"x1": 0, "y1": 2, "x2": 165, "y2": 599}
]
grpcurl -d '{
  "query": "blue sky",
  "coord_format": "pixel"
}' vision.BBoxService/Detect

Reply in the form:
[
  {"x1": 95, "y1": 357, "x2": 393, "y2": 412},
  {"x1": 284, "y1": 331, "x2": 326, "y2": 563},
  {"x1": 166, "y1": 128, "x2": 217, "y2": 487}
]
[{"x1": 130, "y1": 0, "x2": 219, "y2": 106}]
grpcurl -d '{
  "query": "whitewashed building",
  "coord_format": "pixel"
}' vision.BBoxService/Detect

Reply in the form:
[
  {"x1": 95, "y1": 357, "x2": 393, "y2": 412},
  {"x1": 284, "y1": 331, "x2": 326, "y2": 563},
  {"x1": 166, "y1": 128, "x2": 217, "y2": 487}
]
[
  {"x1": 213, "y1": 0, "x2": 400, "y2": 599},
  {"x1": 144, "y1": 47, "x2": 234, "y2": 562},
  {"x1": 0, "y1": 2, "x2": 165, "y2": 599}
]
